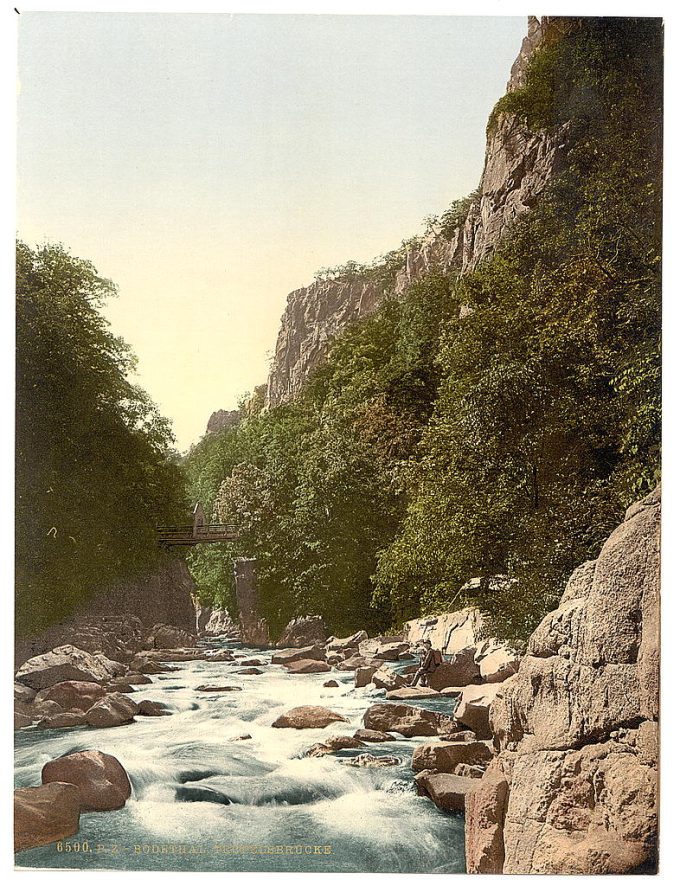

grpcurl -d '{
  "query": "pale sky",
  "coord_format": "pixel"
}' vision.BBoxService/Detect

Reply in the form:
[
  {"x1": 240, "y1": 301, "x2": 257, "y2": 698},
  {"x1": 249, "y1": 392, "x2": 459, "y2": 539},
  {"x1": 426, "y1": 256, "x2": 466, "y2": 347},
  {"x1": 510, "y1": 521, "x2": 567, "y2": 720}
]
[{"x1": 17, "y1": 13, "x2": 527, "y2": 451}]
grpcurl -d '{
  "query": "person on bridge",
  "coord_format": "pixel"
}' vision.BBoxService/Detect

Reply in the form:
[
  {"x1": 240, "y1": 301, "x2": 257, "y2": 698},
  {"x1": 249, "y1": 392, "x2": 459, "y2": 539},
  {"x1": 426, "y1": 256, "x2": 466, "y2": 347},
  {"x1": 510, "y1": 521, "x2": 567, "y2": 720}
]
[{"x1": 408, "y1": 639, "x2": 443, "y2": 687}]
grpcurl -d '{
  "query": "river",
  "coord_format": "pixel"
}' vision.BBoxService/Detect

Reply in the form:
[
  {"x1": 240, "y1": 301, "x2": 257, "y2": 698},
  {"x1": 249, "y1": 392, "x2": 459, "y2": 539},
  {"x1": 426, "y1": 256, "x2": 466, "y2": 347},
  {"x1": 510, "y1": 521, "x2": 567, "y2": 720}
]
[{"x1": 15, "y1": 641, "x2": 466, "y2": 873}]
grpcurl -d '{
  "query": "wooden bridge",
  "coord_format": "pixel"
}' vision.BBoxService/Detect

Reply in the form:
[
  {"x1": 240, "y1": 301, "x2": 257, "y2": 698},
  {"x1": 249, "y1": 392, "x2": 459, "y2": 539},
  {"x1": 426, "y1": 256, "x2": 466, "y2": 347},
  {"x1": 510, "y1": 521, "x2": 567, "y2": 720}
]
[{"x1": 157, "y1": 502, "x2": 239, "y2": 548}]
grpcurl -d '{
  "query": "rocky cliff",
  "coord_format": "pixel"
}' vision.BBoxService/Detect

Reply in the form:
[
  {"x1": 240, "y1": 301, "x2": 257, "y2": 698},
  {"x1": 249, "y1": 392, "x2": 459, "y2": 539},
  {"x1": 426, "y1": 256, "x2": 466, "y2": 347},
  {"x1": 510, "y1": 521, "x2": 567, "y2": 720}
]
[
  {"x1": 265, "y1": 16, "x2": 568, "y2": 408},
  {"x1": 205, "y1": 409, "x2": 241, "y2": 435},
  {"x1": 465, "y1": 486, "x2": 660, "y2": 874},
  {"x1": 15, "y1": 558, "x2": 197, "y2": 668}
]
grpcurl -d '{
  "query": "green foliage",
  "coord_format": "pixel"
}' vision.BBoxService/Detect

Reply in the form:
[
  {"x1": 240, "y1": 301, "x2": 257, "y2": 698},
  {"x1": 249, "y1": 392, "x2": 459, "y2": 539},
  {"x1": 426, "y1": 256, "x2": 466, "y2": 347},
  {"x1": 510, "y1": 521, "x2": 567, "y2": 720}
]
[
  {"x1": 16, "y1": 241, "x2": 188, "y2": 636},
  {"x1": 185, "y1": 18, "x2": 661, "y2": 643}
]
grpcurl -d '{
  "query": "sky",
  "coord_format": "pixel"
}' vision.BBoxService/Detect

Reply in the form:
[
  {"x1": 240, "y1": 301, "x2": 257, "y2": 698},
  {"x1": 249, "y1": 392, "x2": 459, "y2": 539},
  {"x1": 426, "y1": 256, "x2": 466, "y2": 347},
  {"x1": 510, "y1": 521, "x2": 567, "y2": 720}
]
[{"x1": 16, "y1": 12, "x2": 528, "y2": 451}]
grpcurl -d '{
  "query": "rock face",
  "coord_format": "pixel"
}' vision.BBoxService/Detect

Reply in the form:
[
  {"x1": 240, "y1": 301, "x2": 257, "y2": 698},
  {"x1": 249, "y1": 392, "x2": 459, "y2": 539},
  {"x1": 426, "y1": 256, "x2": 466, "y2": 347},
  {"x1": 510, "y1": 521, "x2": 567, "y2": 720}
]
[
  {"x1": 42, "y1": 750, "x2": 131, "y2": 812},
  {"x1": 465, "y1": 486, "x2": 660, "y2": 874},
  {"x1": 404, "y1": 607, "x2": 489, "y2": 656},
  {"x1": 15, "y1": 559, "x2": 197, "y2": 668},
  {"x1": 234, "y1": 558, "x2": 270, "y2": 646},
  {"x1": 264, "y1": 17, "x2": 566, "y2": 409},
  {"x1": 14, "y1": 783, "x2": 82, "y2": 852},
  {"x1": 276, "y1": 615, "x2": 326, "y2": 648},
  {"x1": 205, "y1": 408, "x2": 240, "y2": 435},
  {"x1": 200, "y1": 608, "x2": 240, "y2": 638}
]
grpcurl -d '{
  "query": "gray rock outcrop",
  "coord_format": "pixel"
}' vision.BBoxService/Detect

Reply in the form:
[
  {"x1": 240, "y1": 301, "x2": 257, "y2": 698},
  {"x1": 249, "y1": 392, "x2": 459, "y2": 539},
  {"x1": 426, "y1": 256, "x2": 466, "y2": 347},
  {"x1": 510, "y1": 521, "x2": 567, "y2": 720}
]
[
  {"x1": 264, "y1": 17, "x2": 566, "y2": 409},
  {"x1": 465, "y1": 486, "x2": 660, "y2": 874}
]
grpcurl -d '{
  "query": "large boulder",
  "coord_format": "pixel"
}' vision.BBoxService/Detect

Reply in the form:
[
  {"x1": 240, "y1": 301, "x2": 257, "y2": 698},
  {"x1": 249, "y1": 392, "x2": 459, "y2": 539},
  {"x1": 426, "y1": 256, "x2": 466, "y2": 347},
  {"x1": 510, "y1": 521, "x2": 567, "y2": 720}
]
[
  {"x1": 85, "y1": 693, "x2": 138, "y2": 728},
  {"x1": 34, "y1": 681, "x2": 105, "y2": 712},
  {"x1": 355, "y1": 666, "x2": 378, "y2": 688},
  {"x1": 416, "y1": 772, "x2": 478, "y2": 811},
  {"x1": 15, "y1": 645, "x2": 121, "y2": 690},
  {"x1": 335, "y1": 654, "x2": 371, "y2": 671},
  {"x1": 428, "y1": 647, "x2": 481, "y2": 690},
  {"x1": 404, "y1": 607, "x2": 489, "y2": 656},
  {"x1": 42, "y1": 750, "x2": 131, "y2": 811},
  {"x1": 277, "y1": 615, "x2": 326, "y2": 648},
  {"x1": 372, "y1": 665, "x2": 407, "y2": 691},
  {"x1": 326, "y1": 630, "x2": 368, "y2": 653},
  {"x1": 363, "y1": 702, "x2": 455, "y2": 738},
  {"x1": 284, "y1": 659, "x2": 331, "y2": 674},
  {"x1": 354, "y1": 728, "x2": 397, "y2": 743},
  {"x1": 272, "y1": 706, "x2": 348, "y2": 729},
  {"x1": 146, "y1": 624, "x2": 197, "y2": 649},
  {"x1": 36, "y1": 712, "x2": 88, "y2": 730},
  {"x1": 370, "y1": 641, "x2": 410, "y2": 661},
  {"x1": 14, "y1": 783, "x2": 82, "y2": 852},
  {"x1": 475, "y1": 638, "x2": 521, "y2": 683},
  {"x1": 271, "y1": 645, "x2": 325, "y2": 665},
  {"x1": 465, "y1": 487, "x2": 660, "y2": 874},
  {"x1": 454, "y1": 681, "x2": 513, "y2": 739},
  {"x1": 386, "y1": 686, "x2": 440, "y2": 700},
  {"x1": 412, "y1": 740, "x2": 493, "y2": 773},
  {"x1": 14, "y1": 683, "x2": 36, "y2": 705}
]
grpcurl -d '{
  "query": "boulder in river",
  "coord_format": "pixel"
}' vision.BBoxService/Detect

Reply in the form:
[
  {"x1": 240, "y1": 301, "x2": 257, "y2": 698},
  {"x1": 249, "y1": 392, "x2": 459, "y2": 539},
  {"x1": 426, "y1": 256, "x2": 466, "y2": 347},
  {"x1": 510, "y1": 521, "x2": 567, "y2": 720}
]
[
  {"x1": 428, "y1": 648, "x2": 481, "y2": 690},
  {"x1": 272, "y1": 645, "x2": 325, "y2": 665},
  {"x1": 14, "y1": 711, "x2": 32, "y2": 730},
  {"x1": 272, "y1": 705, "x2": 348, "y2": 729},
  {"x1": 355, "y1": 666, "x2": 378, "y2": 688},
  {"x1": 326, "y1": 630, "x2": 368, "y2": 652},
  {"x1": 323, "y1": 679, "x2": 340, "y2": 688},
  {"x1": 305, "y1": 736, "x2": 366, "y2": 757},
  {"x1": 14, "y1": 782, "x2": 82, "y2": 852},
  {"x1": 372, "y1": 665, "x2": 407, "y2": 692},
  {"x1": 136, "y1": 700, "x2": 171, "y2": 716},
  {"x1": 453, "y1": 680, "x2": 513, "y2": 739},
  {"x1": 416, "y1": 771, "x2": 478, "y2": 811},
  {"x1": 127, "y1": 656, "x2": 170, "y2": 674},
  {"x1": 386, "y1": 686, "x2": 439, "y2": 700},
  {"x1": 342, "y1": 753, "x2": 401, "y2": 767},
  {"x1": 42, "y1": 750, "x2": 131, "y2": 811},
  {"x1": 353, "y1": 728, "x2": 397, "y2": 743},
  {"x1": 36, "y1": 711, "x2": 88, "y2": 730},
  {"x1": 335, "y1": 654, "x2": 370, "y2": 671},
  {"x1": 370, "y1": 641, "x2": 410, "y2": 661},
  {"x1": 412, "y1": 739, "x2": 494, "y2": 773},
  {"x1": 363, "y1": 702, "x2": 455, "y2": 738},
  {"x1": 196, "y1": 685, "x2": 243, "y2": 692},
  {"x1": 34, "y1": 680, "x2": 105, "y2": 712},
  {"x1": 236, "y1": 667, "x2": 263, "y2": 675},
  {"x1": 277, "y1": 615, "x2": 326, "y2": 648},
  {"x1": 118, "y1": 672, "x2": 153, "y2": 685},
  {"x1": 284, "y1": 659, "x2": 331, "y2": 674},
  {"x1": 146, "y1": 623, "x2": 197, "y2": 649},
  {"x1": 203, "y1": 649, "x2": 236, "y2": 662},
  {"x1": 15, "y1": 645, "x2": 122, "y2": 690},
  {"x1": 85, "y1": 692, "x2": 138, "y2": 728}
]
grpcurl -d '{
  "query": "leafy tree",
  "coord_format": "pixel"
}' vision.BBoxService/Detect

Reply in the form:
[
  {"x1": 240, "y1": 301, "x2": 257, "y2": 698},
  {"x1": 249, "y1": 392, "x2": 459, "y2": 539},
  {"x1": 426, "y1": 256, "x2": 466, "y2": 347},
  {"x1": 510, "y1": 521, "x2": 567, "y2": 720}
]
[{"x1": 16, "y1": 241, "x2": 187, "y2": 635}]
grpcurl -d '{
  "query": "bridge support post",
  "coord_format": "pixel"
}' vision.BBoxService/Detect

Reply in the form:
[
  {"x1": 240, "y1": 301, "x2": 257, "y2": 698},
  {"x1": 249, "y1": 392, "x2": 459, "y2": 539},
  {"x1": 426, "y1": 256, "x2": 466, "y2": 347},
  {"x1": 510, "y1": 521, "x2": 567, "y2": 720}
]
[{"x1": 233, "y1": 558, "x2": 269, "y2": 647}]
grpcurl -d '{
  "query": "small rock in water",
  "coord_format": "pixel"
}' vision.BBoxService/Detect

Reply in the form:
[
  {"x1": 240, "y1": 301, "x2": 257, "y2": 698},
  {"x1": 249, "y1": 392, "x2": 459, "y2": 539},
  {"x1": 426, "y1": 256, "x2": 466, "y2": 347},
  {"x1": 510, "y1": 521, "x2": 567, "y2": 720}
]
[
  {"x1": 136, "y1": 700, "x2": 171, "y2": 717},
  {"x1": 353, "y1": 728, "x2": 397, "y2": 743},
  {"x1": 196, "y1": 685, "x2": 243, "y2": 692},
  {"x1": 342, "y1": 753, "x2": 401, "y2": 768},
  {"x1": 236, "y1": 667, "x2": 263, "y2": 675},
  {"x1": 323, "y1": 679, "x2": 339, "y2": 688},
  {"x1": 229, "y1": 733, "x2": 252, "y2": 741},
  {"x1": 272, "y1": 706, "x2": 348, "y2": 729}
]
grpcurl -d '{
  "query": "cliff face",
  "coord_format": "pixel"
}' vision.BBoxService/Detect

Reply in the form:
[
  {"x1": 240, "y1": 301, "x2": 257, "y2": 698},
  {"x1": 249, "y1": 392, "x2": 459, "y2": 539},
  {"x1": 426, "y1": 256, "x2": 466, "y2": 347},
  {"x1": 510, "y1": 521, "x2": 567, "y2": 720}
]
[
  {"x1": 465, "y1": 487, "x2": 660, "y2": 874},
  {"x1": 15, "y1": 558, "x2": 197, "y2": 667},
  {"x1": 265, "y1": 16, "x2": 566, "y2": 409},
  {"x1": 205, "y1": 409, "x2": 240, "y2": 435}
]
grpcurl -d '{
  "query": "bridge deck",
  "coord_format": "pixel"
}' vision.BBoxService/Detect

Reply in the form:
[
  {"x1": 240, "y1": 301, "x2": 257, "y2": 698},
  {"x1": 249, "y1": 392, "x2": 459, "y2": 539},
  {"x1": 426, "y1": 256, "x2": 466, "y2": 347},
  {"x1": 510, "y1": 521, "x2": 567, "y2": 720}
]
[{"x1": 157, "y1": 523, "x2": 238, "y2": 547}]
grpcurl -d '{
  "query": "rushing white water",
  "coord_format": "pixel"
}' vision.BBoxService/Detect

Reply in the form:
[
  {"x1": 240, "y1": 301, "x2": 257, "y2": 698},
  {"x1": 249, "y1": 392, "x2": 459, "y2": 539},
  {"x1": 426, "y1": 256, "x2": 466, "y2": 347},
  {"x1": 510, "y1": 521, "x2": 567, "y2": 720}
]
[{"x1": 15, "y1": 643, "x2": 466, "y2": 873}]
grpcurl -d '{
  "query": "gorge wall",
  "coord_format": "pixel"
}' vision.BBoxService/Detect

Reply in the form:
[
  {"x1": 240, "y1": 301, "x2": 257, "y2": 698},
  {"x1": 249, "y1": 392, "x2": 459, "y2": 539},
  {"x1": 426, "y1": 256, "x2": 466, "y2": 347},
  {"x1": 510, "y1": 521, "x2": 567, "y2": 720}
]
[
  {"x1": 265, "y1": 16, "x2": 569, "y2": 409},
  {"x1": 15, "y1": 558, "x2": 196, "y2": 668},
  {"x1": 465, "y1": 486, "x2": 660, "y2": 874}
]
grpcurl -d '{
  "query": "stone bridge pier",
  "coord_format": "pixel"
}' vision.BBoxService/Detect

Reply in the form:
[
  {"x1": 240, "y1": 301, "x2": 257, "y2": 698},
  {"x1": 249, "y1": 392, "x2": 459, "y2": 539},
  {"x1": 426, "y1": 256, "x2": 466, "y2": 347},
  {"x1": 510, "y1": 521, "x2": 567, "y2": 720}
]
[{"x1": 233, "y1": 558, "x2": 270, "y2": 647}]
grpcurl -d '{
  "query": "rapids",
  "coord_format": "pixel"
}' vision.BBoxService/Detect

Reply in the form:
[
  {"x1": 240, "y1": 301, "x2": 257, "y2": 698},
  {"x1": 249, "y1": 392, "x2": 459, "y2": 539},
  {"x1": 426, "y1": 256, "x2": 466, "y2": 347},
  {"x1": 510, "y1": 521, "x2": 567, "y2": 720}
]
[{"x1": 14, "y1": 642, "x2": 466, "y2": 873}]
